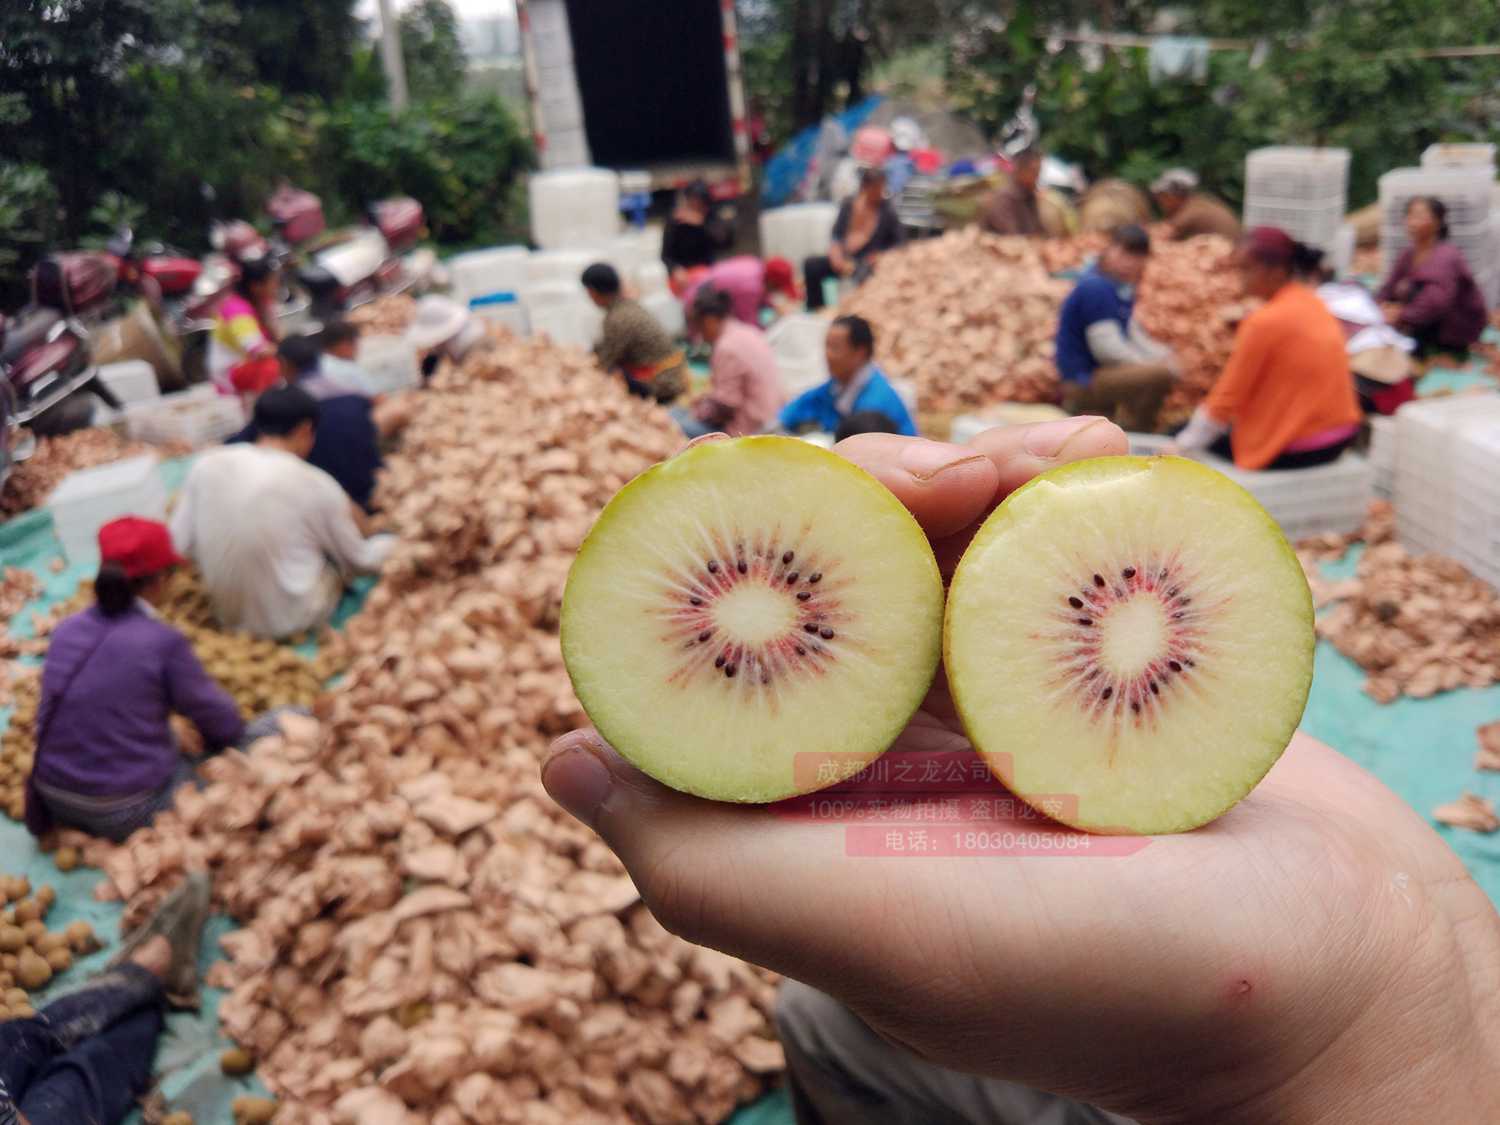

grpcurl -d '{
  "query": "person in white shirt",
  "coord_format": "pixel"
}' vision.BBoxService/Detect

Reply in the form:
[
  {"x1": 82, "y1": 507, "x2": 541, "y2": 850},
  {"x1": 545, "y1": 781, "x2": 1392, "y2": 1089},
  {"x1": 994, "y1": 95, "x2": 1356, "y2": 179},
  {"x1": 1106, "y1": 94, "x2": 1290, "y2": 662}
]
[
  {"x1": 170, "y1": 386, "x2": 395, "y2": 639},
  {"x1": 316, "y1": 318, "x2": 380, "y2": 398}
]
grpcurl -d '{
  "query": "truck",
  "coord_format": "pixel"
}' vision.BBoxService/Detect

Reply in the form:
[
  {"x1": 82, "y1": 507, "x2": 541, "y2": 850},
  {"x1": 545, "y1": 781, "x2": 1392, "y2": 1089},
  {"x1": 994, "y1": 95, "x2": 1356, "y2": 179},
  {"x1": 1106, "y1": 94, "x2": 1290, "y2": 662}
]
[{"x1": 515, "y1": 0, "x2": 752, "y2": 200}]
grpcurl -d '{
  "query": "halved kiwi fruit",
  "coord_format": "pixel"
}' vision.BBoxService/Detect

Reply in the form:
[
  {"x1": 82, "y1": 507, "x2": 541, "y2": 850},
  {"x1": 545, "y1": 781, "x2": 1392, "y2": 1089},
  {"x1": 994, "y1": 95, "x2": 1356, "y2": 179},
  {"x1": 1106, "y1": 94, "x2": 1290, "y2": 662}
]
[
  {"x1": 562, "y1": 436, "x2": 944, "y2": 803},
  {"x1": 945, "y1": 455, "x2": 1314, "y2": 835}
]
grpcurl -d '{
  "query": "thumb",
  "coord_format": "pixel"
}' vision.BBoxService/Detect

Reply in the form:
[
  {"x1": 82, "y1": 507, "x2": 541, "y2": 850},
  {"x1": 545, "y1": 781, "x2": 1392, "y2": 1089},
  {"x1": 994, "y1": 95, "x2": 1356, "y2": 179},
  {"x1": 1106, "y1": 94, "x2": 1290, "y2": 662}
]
[{"x1": 540, "y1": 728, "x2": 894, "y2": 983}]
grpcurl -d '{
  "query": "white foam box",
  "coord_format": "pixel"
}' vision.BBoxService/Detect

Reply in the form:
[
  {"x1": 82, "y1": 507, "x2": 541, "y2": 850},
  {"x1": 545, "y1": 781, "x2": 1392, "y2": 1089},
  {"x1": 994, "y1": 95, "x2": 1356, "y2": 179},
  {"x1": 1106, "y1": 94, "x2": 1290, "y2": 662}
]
[
  {"x1": 356, "y1": 335, "x2": 422, "y2": 396},
  {"x1": 123, "y1": 386, "x2": 245, "y2": 449},
  {"x1": 1368, "y1": 415, "x2": 1396, "y2": 499},
  {"x1": 47, "y1": 453, "x2": 167, "y2": 564},
  {"x1": 90, "y1": 359, "x2": 161, "y2": 426},
  {"x1": 447, "y1": 246, "x2": 530, "y2": 306}
]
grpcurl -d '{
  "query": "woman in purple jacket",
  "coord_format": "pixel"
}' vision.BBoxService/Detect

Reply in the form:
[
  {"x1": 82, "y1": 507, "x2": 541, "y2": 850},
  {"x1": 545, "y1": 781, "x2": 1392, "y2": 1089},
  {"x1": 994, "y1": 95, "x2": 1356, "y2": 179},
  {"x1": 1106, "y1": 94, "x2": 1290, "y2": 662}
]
[
  {"x1": 1378, "y1": 196, "x2": 1488, "y2": 359},
  {"x1": 27, "y1": 518, "x2": 246, "y2": 842}
]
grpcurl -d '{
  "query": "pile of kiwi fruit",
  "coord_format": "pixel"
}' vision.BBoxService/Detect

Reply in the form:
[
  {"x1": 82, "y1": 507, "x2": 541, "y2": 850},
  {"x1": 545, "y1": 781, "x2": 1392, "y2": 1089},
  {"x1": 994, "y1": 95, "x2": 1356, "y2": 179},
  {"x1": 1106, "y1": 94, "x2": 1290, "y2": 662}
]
[{"x1": 0, "y1": 874, "x2": 100, "y2": 1020}]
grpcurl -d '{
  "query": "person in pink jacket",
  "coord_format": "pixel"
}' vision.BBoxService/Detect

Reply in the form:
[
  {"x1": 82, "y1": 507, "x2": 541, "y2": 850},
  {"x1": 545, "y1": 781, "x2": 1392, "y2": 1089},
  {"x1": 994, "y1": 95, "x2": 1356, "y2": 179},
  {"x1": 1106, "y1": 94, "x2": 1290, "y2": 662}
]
[{"x1": 673, "y1": 287, "x2": 785, "y2": 438}]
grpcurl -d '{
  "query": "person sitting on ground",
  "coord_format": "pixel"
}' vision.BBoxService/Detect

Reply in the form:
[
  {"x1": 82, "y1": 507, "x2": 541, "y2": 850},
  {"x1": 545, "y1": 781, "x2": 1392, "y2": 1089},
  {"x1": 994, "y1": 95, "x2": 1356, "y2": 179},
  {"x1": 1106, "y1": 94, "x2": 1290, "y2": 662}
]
[
  {"x1": 1172, "y1": 227, "x2": 1361, "y2": 469},
  {"x1": 171, "y1": 386, "x2": 394, "y2": 639},
  {"x1": 834, "y1": 409, "x2": 902, "y2": 443},
  {"x1": 1377, "y1": 195, "x2": 1488, "y2": 360},
  {"x1": 804, "y1": 167, "x2": 906, "y2": 311},
  {"x1": 978, "y1": 146, "x2": 1046, "y2": 238},
  {"x1": 672, "y1": 287, "x2": 784, "y2": 439},
  {"x1": 661, "y1": 180, "x2": 719, "y2": 274},
  {"x1": 1055, "y1": 224, "x2": 1179, "y2": 433},
  {"x1": 316, "y1": 318, "x2": 416, "y2": 437},
  {"x1": 1151, "y1": 168, "x2": 1242, "y2": 242},
  {"x1": 24, "y1": 519, "x2": 244, "y2": 844},
  {"x1": 208, "y1": 256, "x2": 282, "y2": 397},
  {"x1": 541, "y1": 421, "x2": 1500, "y2": 1125},
  {"x1": 678, "y1": 255, "x2": 801, "y2": 326},
  {"x1": 406, "y1": 294, "x2": 487, "y2": 381},
  {"x1": 779, "y1": 315, "x2": 917, "y2": 437},
  {"x1": 0, "y1": 876, "x2": 212, "y2": 1125},
  {"x1": 223, "y1": 336, "x2": 384, "y2": 512},
  {"x1": 583, "y1": 263, "x2": 687, "y2": 404}
]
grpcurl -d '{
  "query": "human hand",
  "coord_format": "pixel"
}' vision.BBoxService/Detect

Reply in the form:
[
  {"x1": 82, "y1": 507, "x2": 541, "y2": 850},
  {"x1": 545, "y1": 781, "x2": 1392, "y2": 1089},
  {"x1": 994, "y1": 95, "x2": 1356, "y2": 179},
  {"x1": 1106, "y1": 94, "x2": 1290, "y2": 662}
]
[
  {"x1": 1383, "y1": 302, "x2": 1405, "y2": 326},
  {"x1": 543, "y1": 424, "x2": 1500, "y2": 1125}
]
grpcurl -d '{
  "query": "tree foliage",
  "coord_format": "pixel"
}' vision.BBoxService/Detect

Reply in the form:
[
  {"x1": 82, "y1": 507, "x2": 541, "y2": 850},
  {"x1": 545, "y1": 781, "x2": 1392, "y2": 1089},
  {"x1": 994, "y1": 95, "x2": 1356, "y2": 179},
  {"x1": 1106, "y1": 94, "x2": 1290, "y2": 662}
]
[
  {"x1": 400, "y1": 0, "x2": 468, "y2": 104},
  {"x1": 0, "y1": 0, "x2": 530, "y2": 303}
]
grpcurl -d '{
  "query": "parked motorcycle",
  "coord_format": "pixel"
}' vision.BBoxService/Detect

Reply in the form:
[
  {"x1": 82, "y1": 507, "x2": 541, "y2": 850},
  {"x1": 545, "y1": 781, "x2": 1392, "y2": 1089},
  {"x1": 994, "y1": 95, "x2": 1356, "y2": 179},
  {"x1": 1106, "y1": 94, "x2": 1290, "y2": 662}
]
[
  {"x1": 262, "y1": 185, "x2": 436, "y2": 320},
  {"x1": 1, "y1": 257, "x2": 123, "y2": 437}
]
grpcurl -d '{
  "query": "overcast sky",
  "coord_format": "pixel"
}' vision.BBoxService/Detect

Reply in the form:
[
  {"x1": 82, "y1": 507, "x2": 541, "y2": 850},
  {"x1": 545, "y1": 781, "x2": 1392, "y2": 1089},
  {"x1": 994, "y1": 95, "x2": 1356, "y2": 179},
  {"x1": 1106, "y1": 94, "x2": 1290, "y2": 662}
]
[{"x1": 357, "y1": 0, "x2": 516, "y2": 21}]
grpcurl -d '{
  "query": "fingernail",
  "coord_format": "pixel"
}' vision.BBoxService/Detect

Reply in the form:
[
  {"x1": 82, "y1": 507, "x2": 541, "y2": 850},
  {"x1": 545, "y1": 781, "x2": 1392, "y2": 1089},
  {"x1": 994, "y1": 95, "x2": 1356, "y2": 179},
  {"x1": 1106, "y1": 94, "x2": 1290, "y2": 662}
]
[
  {"x1": 900, "y1": 440, "x2": 988, "y2": 482},
  {"x1": 542, "y1": 734, "x2": 613, "y2": 828},
  {"x1": 1023, "y1": 416, "x2": 1106, "y2": 459}
]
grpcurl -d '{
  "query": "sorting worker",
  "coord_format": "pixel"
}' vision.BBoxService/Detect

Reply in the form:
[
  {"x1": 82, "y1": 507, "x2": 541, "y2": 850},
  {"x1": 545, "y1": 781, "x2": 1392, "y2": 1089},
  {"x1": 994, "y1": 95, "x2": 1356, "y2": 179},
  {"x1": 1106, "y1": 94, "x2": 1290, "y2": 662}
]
[
  {"x1": 171, "y1": 386, "x2": 395, "y2": 639},
  {"x1": 978, "y1": 147, "x2": 1046, "y2": 237},
  {"x1": 1150, "y1": 168, "x2": 1242, "y2": 242},
  {"x1": 406, "y1": 294, "x2": 487, "y2": 380},
  {"x1": 315, "y1": 318, "x2": 416, "y2": 438},
  {"x1": 678, "y1": 255, "x2": 801, "y2": 326},
  {"x1": 223, "y1": 335, "x2": 384, "y2": 512},
  {"x1": 1377, "y1": 195, "x2": 1488, "y2": 360},
  {"x1": 779, "y1": 315, "x2": 917, "y2": 438},
  {"x1": 1054, "y1": 224, "x2": 1178, "y2": 433},
  {"x1": 673, "y1": 287, "x2": 784, "y2": 439},
  {"x1": 208, "y1": 256, "x2": 283, "y2": 397},
  {"x1": 24, "y1": 518, "x2": 245, "y2": 843},
  {"x1": 583, "y1": 263, "x2": 687, "y2": 404},
  {"x1": 1172, "y1": 227, "x2": 1361, "y2": 469},
  {"x1": 804, "y1": 167, "x2": 906, "y2": 311},
  {"x1": 661, "y1": 180, "x2": 719, "y2": 274}
]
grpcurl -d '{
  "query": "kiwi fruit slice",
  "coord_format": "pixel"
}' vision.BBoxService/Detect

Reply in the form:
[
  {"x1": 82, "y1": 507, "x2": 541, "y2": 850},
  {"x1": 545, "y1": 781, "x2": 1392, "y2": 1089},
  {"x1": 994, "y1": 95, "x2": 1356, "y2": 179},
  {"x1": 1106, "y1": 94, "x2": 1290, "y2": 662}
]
[
  {"x1": 562, "y1": 436, "x2": 944, "y2": 802},
  {"x1": 946, "y1": 456, "x2": 1314, "y2": 835}
]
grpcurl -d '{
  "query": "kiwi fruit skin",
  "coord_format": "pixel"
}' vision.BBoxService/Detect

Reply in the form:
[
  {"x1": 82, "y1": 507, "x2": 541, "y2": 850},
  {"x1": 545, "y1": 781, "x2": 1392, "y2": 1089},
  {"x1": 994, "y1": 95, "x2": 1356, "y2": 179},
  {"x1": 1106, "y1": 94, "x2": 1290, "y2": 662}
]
[
  {"x1": 944, "y1": 455, "x2": 1314, "y2": 836},
  {"x1": 561, "y1": 435, "x2": 944, "y2": 804}
]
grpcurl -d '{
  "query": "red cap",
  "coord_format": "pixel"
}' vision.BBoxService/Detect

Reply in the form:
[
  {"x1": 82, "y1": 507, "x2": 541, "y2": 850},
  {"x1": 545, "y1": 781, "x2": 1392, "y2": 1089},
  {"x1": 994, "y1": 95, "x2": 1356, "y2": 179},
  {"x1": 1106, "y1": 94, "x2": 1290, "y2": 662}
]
[
  {"x1": 764, "y1": 257, "x2": 798, "y2": 297},
  {"x1": 1242, "y1": 226, "x2": 1296, "y2": 268},
  {"x1": 98, "y1": 517, "x2": 183, "y2": 579}
]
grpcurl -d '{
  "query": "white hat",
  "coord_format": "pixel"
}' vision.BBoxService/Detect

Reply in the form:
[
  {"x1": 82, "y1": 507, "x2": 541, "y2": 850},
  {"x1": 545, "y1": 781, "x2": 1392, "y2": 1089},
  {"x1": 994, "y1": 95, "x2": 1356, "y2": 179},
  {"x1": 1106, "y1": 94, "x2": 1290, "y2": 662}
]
[
  {"x1": 406, "y1": 295, "x2": 471, "y2": 350},
  {"x1": 1151, "y1": 168, "x2": 1199, "y2": 194}
]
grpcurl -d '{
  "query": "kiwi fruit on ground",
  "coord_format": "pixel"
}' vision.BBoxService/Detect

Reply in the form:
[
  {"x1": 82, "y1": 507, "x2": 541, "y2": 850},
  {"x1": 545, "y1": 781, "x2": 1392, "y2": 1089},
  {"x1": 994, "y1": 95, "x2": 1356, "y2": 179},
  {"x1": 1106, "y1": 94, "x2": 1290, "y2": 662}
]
[
  {"x1": 562, "y1": 435, "x2": 944, "y2": 803},
  {"x1": 945, "y1": 456, "x2": 1314, "y2": 835}
]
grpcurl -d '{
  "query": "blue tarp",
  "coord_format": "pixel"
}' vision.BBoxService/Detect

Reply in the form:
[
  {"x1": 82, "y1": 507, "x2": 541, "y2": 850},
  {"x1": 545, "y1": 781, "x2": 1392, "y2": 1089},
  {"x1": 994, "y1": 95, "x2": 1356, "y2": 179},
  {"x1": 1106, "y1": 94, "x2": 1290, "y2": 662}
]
[{"x1": 761, "y1": 96, "x2": 886, "y2": 209}]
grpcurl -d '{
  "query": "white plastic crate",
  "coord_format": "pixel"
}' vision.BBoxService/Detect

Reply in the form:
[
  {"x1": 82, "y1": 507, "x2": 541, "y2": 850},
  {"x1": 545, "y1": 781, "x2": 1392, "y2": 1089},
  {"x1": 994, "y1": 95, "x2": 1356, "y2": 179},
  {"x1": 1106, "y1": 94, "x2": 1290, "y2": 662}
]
[
  {"x1": 469, "y1": 293, "x2": 529, "y2": 337},
  {"x1": 1422, "y1": 143, "x2": 1497, "y2": 172},
  {"x1": 47, "y1": 453, "x2": 167, "y2": 564},
  {"x1": 1242, "y1": 201, "x2": 1345, "y2": 251},
  {"x1": 641, "y1": 292, "x2": 686, "y2": 340},
  {"x1": 123, "y1": 386, "x2": 245, "y2": 449},
  {"x1": 519, "y1": 282, "x2": 602, "y2": 350},
  {"x1": 356, "y1": 335, "x2": 422, "y2": 395},
  {"x1": 1330, "y1": 224, "x2": 1356, "y2": 277},
  {"x1": 90, "y1": 360, "x2": 161, "y2": 426},
  {"x1": 528, "y1": 168, "x2": 621, "y2": 251},
  {"x1": 950, "y1": 404, "x2": 1071, "y2": 444},
  {"x1": 759, "y1": 204, "x2": 840, "y2": 271},
  {"x1": 635, "y1": 261, "x2": 669, "y2": 298},
  {"x1": 1209, "y1": 452, "x2": 1374, "y2": 541},
  {"x1": 1368, "y1": 415, "x2": 1396, "y2": 499},
  {"x1": 1245, "y1": 147, "x2": 1350, "y2": 204},
  {"x1": 447, "y1": 246, "x2": 529, "y2": 306},
  {"x1": 1392, "y1": 395, "x2": 1500, "y2": 576},
  {"x1": 767, "y1": 314, "x2": 830, "y2": 396},
  {"x1": 525, "y1": 248, "x2": 600, "y2": 287}
]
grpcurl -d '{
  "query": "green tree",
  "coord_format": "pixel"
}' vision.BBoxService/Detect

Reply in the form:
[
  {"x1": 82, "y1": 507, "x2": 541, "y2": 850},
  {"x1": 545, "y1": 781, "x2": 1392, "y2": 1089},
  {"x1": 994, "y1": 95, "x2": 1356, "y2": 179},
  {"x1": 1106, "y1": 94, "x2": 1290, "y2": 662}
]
[
  {"x1": 227, "y1": 0, "x2": 365, "y2": 100},
  {"x1": 401, "y1": 0, "x2": 467, "y2": 104}
]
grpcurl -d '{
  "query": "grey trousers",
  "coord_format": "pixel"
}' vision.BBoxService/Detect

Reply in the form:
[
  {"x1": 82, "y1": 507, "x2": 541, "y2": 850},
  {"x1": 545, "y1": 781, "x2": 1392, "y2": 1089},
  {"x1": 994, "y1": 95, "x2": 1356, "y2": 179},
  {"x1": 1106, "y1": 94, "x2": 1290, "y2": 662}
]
[{"x1": 775, "y1": 981, "x2": 1138, "y2": 1125}]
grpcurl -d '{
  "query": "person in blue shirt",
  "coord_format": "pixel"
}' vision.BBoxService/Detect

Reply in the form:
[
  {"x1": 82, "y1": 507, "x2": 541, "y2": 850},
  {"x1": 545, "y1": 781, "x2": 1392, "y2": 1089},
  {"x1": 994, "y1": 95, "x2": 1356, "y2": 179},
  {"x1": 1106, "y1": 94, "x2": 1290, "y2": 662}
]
[
  {"x1": 779, "y1": 315, "x2": 918, "y2": 438},
  {"x1": 1054, "y1": 224, "x2": 1179, "y2": 433}
]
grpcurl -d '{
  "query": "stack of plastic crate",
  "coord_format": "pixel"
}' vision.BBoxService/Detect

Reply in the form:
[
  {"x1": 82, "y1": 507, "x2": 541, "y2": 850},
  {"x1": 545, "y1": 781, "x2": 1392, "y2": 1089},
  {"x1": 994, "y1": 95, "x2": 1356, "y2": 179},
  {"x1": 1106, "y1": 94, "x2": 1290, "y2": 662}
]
[
  {"x1": 1393, "y1": 394, "x2": 1500, "y2": 589},
  {"x1": 1243, "y1": 147, "x2": 1350, "y2": 255},
  {"x1": 1379, "y1": 166, "x2": 1496, "y2": 304}
]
